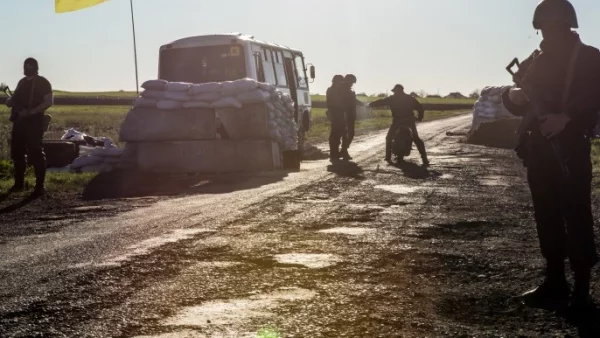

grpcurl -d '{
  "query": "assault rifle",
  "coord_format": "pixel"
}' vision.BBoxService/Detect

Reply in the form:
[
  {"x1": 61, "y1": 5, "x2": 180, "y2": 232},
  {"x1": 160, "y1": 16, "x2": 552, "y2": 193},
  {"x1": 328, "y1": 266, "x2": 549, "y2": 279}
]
[{"x1": 506, "y1": 57, "x2": 570, "y2": 177}]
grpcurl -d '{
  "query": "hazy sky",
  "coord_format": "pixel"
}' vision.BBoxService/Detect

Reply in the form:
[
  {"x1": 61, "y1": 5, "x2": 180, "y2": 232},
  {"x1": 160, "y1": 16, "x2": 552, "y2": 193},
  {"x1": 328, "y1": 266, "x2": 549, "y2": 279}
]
[{"x1": 2, "y1": 0, "x2": 599, "y2": 96}]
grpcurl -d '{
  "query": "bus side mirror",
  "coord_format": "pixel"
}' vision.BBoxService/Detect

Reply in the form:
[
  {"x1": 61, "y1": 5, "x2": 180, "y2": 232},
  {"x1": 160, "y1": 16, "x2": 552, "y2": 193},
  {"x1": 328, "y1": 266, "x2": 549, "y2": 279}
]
[{"x1": 310, "y1": 65, "x2": 316, "y2": 79}]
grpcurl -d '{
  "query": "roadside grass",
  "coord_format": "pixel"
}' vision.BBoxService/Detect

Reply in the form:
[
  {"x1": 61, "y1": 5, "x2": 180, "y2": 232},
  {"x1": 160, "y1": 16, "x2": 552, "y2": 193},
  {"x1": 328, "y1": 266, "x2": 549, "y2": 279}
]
[
  {"x1": 0, "y1": 160, "x2": 96, "y2": 194},
  {"x1": 1, "y1": 91, "x2": 476, "y2": 106}
]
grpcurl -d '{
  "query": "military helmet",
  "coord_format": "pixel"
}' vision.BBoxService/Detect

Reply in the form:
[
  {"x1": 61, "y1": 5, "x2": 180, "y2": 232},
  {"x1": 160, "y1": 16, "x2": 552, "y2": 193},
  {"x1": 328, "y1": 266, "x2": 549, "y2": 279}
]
[
  {"x1": 332, "y1": 74, "x2": 344, "y2": 83},
  {"x1": 344, "y1": 74, "x2": 357, "y2": 84},
  {"x1": 533, "y1": 0, "x2": 578, "y2": 30}
]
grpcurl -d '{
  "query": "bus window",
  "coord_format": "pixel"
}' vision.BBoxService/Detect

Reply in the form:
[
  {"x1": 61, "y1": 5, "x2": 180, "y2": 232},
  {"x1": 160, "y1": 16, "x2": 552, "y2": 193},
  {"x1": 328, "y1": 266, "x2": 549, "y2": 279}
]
[
  {"x1": 262, "y1": 48, "x2": 277, "y2": 85},
  {"x1": 274, "y1": 51, "x2": 288, "y2": 87},
  {"x1": 255, "y1": 54, "x2": 265, "y2": 83},
  {"x1": 294, "y1": 55, "x2": 308, "y2": 89}
]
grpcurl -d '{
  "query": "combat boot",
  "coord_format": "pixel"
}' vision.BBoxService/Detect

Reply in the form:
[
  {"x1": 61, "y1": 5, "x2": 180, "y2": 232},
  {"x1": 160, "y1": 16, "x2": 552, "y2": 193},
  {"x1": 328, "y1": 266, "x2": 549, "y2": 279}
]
[
  {"x1": 519, "y1": 278, "x2": 570, "y2": 310},
  {"x1": 385, "y1": 142, "x2": 392, "y2": 163},
  {"x1": 340, "y1": 148, "x2": 352, "y2": 161},
  {"x1": 8, "y1": 162, "x2": 26, "y2": 194},
  {"x1": 570, "y1": 269, "x2": 596, "y2": 312},
  {"x1": 519, "y1": 263, "x2": 570, "y2": 310},
  {"x1": 422, "y1": 156, "x2": 430, "y2": 167},
  {"x1": 30, "y1": 164, "x2": 46, "y2": 198}
]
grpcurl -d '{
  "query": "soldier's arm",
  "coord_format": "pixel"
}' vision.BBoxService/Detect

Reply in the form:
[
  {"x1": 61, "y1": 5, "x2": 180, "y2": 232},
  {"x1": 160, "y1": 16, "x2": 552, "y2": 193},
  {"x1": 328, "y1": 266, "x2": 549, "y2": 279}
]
[
  {"x1": 347, "y1": 91, "x2": 357, "y2": 113},
  {"x1": 369, "y1": 97, "x2": 391, "y2": 108},
  {"x1": 565, "y1": 48, "x2": 600, "y2": 130},
  {"x1": 326, "y1": 88, "x2": 334, "y2": 110},
  {"x1": 501, "y1": 88, "x2": 528, "y2": 117},
  {"x1": 30, "y1": 78, "x2": 53, "y2": 116},
  {"x1": 413, "y1": 98, "x2": 424, "y2": 121}
]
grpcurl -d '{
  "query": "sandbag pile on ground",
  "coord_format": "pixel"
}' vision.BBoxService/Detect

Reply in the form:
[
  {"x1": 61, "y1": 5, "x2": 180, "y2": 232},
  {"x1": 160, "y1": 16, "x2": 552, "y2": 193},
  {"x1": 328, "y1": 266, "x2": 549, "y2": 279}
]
[
  {"x1": 62, "y1": 129, "x2": 125, "y2": 172},
  {"x1": 468, "y1": 85, "x2": 519, "y2": 136},
  {"x1": 70, "y1": 145, "x2": 124, "y2": 173},
  {"x1": 131, "y1": 78, "x2": 298, "y2": 151}
]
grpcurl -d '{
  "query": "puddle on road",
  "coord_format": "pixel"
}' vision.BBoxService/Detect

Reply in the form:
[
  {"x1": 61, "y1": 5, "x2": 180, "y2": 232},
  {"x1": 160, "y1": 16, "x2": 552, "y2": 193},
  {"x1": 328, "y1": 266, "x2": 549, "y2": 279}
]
[
  {"x1": 161, "y1": 287, "x2": 315, "y2": 328},
  {"x1": 318, "y1": 227, "x2": 376, "y2": 236},
  {"x1": 440, "y1": 174, "x2": 455, "y2": 180},
  {"x1": 71, "y1": 229, "x2": 213, "y2": 269},
  {"x1": 274, "y1": 253, "x2": 340, "y2": 269},
  {"x1": 478, "y1": 175, "x2": 511, "y2": 187},
  {"x1": 375, "y1": 185, "x2": 420, "y2": 195},
  {"x1": 193, "y1": 261, "x2": 241, "y2": 269}
]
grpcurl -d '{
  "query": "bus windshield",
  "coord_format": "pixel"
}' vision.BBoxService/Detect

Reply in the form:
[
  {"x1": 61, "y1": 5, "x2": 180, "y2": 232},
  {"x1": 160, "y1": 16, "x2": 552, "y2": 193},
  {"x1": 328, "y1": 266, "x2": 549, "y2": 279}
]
[{"x1": 159, "y1": 44, "x2": 247, "y2": 84}]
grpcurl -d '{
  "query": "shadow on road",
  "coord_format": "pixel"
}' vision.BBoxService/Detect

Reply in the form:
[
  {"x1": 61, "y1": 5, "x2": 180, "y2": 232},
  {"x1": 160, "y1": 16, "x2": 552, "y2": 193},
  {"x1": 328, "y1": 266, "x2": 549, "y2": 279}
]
[
  {"x1": 0, "y1": 194, "x2": 42, "y2": 214},
  {"x1": 327, "y1": 160, "x2": 365, "y2": 180},
  {"x1": 389, "y1": 160, "x2": 437, "y2": 180},
  {"x1": 302, "y1": 144, "x2": 329, "y2": 161},
  {"x1": 82, "y1": 169, "x2": 290, "y2": 201}
]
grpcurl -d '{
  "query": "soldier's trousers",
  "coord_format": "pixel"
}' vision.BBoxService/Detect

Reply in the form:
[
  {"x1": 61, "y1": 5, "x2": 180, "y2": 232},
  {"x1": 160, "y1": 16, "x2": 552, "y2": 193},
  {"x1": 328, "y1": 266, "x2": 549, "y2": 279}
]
[
  {"x1": 329, "y1": 110, "x2": 346, "y2": 157},
  {"x1": 385, "y1": 121, "x2": 427, "y2": 160},
  {"x1": 11, "y1": 118, "x2": 46, "y2": 187},
  {"x1": 525, "y1": 134, "x2": 597, "y2": 273},
  {"x1": 342, "y1": 110, "x2": 356, "y2": 150}
]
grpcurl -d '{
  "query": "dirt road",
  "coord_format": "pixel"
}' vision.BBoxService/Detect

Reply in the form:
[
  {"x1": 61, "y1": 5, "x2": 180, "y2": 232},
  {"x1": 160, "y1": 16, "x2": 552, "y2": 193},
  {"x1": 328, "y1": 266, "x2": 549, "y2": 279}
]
[{"x1": 1, "y1": 114, "x2": 599, "y2": 337}]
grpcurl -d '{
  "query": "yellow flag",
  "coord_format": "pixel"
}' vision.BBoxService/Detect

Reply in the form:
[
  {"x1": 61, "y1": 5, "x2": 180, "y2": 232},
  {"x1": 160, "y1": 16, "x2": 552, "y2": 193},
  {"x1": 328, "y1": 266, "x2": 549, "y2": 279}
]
[{"x1": 55, "y1": 0, "x2": 109, "y2": 14}]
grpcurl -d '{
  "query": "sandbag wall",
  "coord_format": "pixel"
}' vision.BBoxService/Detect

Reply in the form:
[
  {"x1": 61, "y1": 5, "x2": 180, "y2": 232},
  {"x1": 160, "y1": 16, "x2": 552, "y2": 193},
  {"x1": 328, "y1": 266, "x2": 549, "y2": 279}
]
[
  {"x1": 119, "y1": 78, "x2": 299, "y2": 174},
  {"x1": 466, "y1": 85, "x2": 521, "y2": 149}
]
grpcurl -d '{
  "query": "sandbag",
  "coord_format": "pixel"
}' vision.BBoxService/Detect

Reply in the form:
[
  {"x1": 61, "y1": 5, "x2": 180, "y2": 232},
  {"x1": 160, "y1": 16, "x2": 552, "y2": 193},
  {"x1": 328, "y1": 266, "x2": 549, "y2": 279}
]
[
  {"x1": 183, "y1": 101, "x2": 213, "y2": 109},
  {"x1": 189, "y1": 82, "x2": 222, "y2": 95},
  {"x1": 258, "y1": 82, "x2": 276, "y2": 93},
  {"x1": 211, "y1": 97, "x2": 243, "y2": 109},
  {"x1": 166, "y1": 82, "x2": 192, "y2": 92},
  {"x1": 221, "y1": 78, "x2": 258, "y2": 97},
  {"x1": 140, "y1": 90, "x2": 165, "y2": 100},
  {"x1": 91, "y1": 147, "x2": 124, "y2": 157},
  {"x1": 164, "y1": 91, "x2": 191, "y2": 102},
  {"x1": 191, "y1": 92, "x2": 222, "y2": 102},
  {"x1": 237, "y1": 89, "x2": 271, "y2": 104},
  {"x1": 157, "y1": 100, "x2": 183, "y2": 110},
  {"x1": 71, "y1": 155, "x2": 103, "y2": 169},
  {"x1": 134, "y1": 97, "x2": 158, "y2": 108},
  {"x1": 141, "y1": 79, "x2": 167, "y2": 91},
  {"x1": 119, "y1": 108, "x2": 216, "y2": 142}
]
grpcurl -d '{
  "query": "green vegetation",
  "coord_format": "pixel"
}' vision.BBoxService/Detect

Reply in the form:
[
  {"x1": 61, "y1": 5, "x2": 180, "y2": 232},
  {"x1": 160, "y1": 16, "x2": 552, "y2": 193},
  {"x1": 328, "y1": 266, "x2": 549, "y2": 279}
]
[
  {"x1": 0, "y1": 159, "x2": 96, "y2": 194},
  {"x1": 1, "y1": 90, "x2": 477, "y2": 105}
]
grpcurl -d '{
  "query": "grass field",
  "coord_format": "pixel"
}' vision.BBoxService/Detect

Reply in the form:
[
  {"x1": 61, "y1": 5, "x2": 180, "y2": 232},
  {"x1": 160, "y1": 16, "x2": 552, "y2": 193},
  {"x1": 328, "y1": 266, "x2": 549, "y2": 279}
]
[{"x1": 1, "y1": 90, "x2": 477, "y2": 106}]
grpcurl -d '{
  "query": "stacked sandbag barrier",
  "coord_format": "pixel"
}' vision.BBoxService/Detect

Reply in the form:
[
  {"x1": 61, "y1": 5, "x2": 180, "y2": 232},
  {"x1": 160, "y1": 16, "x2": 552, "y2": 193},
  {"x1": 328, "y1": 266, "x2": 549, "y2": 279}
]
[
  {"x1": 119, "y1": 78, "x2": 300, "y2": 173},
  {"x1": 466, "y1": 85, "x2": 522, "y2": 149}
]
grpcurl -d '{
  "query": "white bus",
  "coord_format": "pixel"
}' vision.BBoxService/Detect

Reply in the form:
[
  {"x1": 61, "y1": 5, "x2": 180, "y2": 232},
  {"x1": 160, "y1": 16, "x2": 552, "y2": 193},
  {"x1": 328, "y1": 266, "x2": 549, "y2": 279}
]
[{"x1": 158, "y1": 33, "x2": 316, "y2": 153}]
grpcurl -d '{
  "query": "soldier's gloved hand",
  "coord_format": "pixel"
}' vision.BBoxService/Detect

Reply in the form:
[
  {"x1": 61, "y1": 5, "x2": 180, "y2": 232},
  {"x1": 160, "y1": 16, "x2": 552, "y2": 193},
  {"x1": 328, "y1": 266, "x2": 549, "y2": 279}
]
[
  {"x1": 5, "y1": 98, "x2": 12, "y2": 108},
  {"x1": 540, "y1": 113, "x2": 571, "y2": 139},
  {"x1": 508, "y1": 88, "x2": 528, "y2": 106}
]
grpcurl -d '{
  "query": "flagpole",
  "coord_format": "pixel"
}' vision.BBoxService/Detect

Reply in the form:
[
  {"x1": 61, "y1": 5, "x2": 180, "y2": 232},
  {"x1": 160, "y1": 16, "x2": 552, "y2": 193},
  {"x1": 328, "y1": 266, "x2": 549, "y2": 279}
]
[{"x1": 130, "y1": 0, "x2": 140, "y2": 95}]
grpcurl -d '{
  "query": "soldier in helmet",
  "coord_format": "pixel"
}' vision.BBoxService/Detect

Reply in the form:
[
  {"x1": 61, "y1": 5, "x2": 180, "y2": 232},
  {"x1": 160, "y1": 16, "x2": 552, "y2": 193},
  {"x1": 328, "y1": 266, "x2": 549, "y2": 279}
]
[
  {"x1": 326, "y1": 75, "x2": 347, "y2": 162},
  {"x1": 502, "y1": 0, "x2": 600, "y2": 311},
  {"x1": 340, "y1": 74, "x2": 357, "y2": 161}
]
